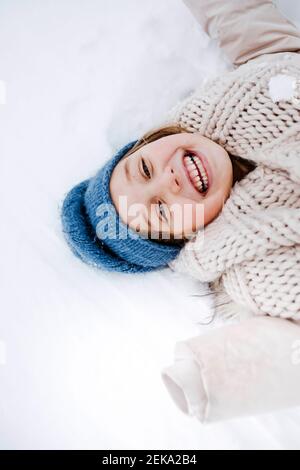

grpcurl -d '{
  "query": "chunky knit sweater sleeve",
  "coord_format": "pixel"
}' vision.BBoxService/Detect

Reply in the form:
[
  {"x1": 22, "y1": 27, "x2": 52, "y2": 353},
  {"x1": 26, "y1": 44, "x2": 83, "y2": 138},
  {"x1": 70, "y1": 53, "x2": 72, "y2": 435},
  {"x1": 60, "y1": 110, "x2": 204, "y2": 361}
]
[
  {"x1": 165, "y1": 54, "x2": 300, "y2": 321},
  {"x1": 169, "y1": 166, "x2": 300, "y2": 319},
  {"x1": 165, "y1": 54, "x2": 300, "y2": 182}
]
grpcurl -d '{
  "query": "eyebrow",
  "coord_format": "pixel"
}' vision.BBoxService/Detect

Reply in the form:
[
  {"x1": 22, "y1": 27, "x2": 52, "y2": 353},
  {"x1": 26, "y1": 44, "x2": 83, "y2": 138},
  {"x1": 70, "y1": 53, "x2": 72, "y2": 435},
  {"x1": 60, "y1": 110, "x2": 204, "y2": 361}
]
[
  {"x1": 124, "y1": 158, "x2": 131, "y2": 183},
  {"x1": 124, "y1": 158, "x2": 151, "y2": 231}
]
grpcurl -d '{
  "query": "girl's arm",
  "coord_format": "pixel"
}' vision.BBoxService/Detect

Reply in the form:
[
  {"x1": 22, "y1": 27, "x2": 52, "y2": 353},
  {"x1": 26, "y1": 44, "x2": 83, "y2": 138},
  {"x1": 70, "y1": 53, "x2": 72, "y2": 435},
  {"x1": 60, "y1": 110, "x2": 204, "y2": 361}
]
[
  {"x1": 183, "y1": 0, "x2": 300, "y2": 66},
  {"x1": 162, "y1": 316, "x2": 300, "y2": 423}
]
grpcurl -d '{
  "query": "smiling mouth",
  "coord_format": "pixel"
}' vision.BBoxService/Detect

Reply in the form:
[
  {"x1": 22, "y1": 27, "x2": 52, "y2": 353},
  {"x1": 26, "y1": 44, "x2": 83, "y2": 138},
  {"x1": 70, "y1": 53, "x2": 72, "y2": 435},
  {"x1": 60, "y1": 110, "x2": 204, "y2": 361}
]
[{"x1": 183, "y1": 152, "x2": 209, "y2": 194}]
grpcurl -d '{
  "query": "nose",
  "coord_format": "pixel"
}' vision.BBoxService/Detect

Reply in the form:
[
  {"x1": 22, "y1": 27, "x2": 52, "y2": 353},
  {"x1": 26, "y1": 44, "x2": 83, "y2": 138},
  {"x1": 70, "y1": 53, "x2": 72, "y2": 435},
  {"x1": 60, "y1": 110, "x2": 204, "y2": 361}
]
[
  {"x1": 143, "y1": 165, "x2": 181, "y2": 197},
  {"x1": 164, "y1": 166, "x2": 181, "y2": 194}
]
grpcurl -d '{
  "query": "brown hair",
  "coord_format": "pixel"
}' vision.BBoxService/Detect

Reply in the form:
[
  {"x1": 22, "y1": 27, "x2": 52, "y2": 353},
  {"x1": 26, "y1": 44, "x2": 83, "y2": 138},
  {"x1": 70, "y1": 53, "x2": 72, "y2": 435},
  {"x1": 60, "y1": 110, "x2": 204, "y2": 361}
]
[{"x1": 121, "y1": 123, "x2": 257, "y2": 243}]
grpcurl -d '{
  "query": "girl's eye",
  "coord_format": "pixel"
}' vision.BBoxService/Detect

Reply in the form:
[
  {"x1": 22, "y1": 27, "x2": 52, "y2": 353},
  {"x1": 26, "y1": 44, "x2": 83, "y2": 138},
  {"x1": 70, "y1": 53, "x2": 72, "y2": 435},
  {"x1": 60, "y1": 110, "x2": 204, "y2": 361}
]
[
  {"x1": 141, "y1": 158, "x2": 151, "y2": 179},
  {"x1": 157, "y1": 201, "x2": 168, "y2": 223}
]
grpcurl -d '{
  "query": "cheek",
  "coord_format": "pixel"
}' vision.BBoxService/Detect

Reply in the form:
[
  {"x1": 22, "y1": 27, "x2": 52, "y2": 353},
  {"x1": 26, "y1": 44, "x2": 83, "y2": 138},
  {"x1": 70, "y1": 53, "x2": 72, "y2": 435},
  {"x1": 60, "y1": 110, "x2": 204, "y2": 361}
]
[
  {"x1": 177, "y1": 194, "x2": 225, "y2": 234},
  {"x1": 170, "y1": 180, "x2": 231, "y2": 236},
  {"x1": 171, "y1": 199, "x2": 205, "y2": 235},
  {"x1": 202, "y1": 191, "x2": 228, "y2": 226}
]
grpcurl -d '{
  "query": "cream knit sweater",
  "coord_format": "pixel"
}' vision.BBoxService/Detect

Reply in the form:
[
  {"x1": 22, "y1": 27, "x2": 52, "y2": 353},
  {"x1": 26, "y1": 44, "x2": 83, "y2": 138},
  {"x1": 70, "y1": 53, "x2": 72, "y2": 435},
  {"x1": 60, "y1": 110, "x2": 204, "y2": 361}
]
[{"x1": 164, "y1": 54, "x2": 300, "y2": 321}]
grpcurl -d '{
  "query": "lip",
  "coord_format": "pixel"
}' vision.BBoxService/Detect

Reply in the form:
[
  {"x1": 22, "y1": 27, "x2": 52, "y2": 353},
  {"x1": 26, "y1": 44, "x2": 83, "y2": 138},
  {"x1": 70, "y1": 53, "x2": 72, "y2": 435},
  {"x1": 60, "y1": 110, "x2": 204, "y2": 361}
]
[{"x1": 182, "y1": 150, "x2": 212, "y2": 195}]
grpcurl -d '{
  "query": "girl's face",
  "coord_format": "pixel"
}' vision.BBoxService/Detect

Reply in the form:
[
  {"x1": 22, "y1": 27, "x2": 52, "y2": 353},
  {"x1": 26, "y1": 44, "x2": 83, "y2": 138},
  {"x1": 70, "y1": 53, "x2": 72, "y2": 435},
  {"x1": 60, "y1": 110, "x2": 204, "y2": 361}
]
[{"x1": 109, "y1": 133, "x2": 233, "y2": 240}]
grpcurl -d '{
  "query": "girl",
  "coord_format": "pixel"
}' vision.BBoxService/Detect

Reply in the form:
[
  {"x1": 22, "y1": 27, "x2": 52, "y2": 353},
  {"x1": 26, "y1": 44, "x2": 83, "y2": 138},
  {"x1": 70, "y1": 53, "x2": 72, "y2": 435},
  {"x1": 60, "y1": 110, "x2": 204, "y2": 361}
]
[
  {"x1": 61, "y1": 0, "x2": 300, "y2": 422},
  {"x1": 61, "y1": 0, "x2": 300, "y2": 321}
]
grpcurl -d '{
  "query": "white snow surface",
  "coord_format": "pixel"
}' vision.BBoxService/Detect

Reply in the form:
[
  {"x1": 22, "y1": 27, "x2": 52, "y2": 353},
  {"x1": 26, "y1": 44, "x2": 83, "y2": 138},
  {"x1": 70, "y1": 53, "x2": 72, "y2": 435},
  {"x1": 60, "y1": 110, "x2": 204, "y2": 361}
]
[{"x1": 0, "y1": 0, "x2": 300, "y2": 450}]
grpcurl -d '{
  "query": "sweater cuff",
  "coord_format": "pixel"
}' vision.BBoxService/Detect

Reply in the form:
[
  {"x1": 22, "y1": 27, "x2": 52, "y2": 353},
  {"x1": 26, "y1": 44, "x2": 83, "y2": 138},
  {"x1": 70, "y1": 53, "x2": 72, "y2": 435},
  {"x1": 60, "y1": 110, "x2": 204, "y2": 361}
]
[{"x1": 161, "y1": 357, "x2": 207, "y2": 420}]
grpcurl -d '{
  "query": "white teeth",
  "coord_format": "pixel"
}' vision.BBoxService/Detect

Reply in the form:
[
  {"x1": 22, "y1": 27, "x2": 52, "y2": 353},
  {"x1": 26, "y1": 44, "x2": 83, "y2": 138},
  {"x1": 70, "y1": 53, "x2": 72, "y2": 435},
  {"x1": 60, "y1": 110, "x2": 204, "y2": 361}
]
[
  {"x1": 184, "y1": 153, "x2": 209, "y2": 193},
  {"x1": 195, "y1": 180, "x2": 203, "y2": 190}
]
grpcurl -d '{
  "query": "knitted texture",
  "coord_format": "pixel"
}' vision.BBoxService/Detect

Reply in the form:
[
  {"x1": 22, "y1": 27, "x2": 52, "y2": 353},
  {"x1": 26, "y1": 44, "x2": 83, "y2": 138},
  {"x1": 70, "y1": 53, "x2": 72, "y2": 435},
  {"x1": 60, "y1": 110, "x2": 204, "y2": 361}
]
[
  {"x1": 166, "y1": 56, "x2": 300, "y2": 183},
  {"x1": 60, "y1": 140, "x2": 182, "y2": 274},
  {"x1": 166, "y1": 54, "x2": 300, "y2": 320}
]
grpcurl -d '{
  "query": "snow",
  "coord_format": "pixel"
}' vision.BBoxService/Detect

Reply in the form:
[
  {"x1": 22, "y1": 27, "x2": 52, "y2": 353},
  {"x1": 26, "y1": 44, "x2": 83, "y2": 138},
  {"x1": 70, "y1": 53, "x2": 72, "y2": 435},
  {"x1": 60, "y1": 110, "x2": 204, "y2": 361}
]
[
  {"x1": 1, "y1": 0, "x2": 300, "y2": 450},
  {"x1": 268, "y1": 73, "x2": 297, "y2": 102}
]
